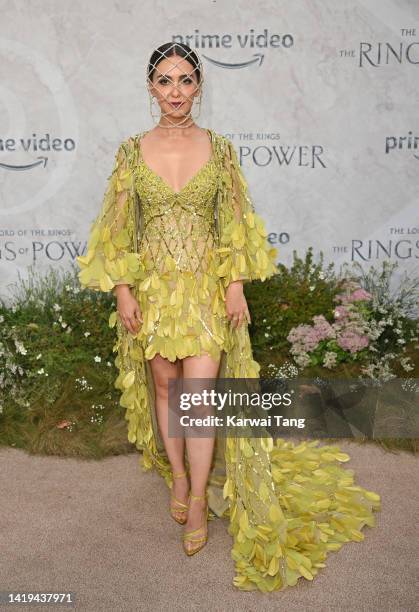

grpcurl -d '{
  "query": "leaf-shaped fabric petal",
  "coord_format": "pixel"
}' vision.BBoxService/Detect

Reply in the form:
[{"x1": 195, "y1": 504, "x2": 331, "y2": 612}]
[
  {"x1": 215, "y1": 138, "x2": 279, "y2": 288},
  {"x1": 76, "y1": 138, "x2": 142, "y2": 292}
]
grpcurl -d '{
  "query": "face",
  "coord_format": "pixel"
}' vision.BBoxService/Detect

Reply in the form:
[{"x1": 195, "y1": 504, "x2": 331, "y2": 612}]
[{"x1": 148, "y1": 54, "x2": 201, "y2": 124}]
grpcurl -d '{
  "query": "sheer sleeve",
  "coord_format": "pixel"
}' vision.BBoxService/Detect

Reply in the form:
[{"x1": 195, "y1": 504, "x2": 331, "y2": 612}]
[
  {"x1": 215, "y1": 137, "x2": 279, "y2": 288},
  {"x1": 76, "y1": 138, "x2": 142, "y2": 293}
]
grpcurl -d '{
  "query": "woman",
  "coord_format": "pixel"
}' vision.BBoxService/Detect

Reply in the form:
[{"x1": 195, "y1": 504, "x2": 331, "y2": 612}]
[{"x1": 77, "y1": 42, "x2": 380, "y2": 592}]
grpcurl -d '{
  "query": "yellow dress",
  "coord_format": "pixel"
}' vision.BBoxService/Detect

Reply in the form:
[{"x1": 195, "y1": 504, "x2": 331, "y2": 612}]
[{"x1": 77, "y1": 128, "x2": 380, "y2": 592}]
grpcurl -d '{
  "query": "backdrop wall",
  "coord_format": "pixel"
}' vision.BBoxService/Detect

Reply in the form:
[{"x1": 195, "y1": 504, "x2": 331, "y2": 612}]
[{"x1": 1, "y1": 0, "x2": 418, "y2": 303}]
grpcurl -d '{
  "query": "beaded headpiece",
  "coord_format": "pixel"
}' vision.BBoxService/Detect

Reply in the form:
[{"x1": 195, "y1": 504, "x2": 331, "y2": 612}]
[{"x1": 146, "y1": 42, "x2": 204, "y2": 128}]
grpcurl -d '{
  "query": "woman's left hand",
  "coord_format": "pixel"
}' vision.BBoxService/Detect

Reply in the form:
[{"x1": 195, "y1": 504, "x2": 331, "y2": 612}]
[{"x1": 225, "y1": 281, "x2": 251, "y2": 328}]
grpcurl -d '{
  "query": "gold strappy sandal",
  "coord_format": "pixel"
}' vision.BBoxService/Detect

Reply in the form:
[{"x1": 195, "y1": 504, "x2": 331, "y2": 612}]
[
  {"x1": 170, "y1": 471, "x2": 189, "y2": 525},
  {"x1": 182, "y1": 493, "x2": 208, "y2": 556}
]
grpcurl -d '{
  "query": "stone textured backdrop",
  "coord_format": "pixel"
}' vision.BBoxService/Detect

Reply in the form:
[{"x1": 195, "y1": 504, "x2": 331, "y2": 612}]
[{"x1": 0, "y1": 0, "x2": 418, "y2": 302}]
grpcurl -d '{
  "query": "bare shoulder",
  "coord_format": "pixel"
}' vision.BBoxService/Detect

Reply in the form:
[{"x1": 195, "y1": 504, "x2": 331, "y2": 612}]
[{"x1": 139, "y1": 127, "x2": 159, "y2": 144}]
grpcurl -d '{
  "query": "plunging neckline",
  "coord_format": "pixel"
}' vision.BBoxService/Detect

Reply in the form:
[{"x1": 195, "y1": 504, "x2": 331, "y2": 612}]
[{"x1": 136, "y1": 128, "x2": 215, "y2": 196}]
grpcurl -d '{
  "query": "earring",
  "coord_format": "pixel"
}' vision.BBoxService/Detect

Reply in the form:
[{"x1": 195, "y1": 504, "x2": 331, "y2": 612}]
[
  {"x1": 191, "y1": 90, "x2": 202, "y2": 121},
  {"x1": 148, "y1": 93, "x2": 161, "y2": 124},
  {"x1": 147, "y1": 88, "x2": 203, "y2": 126}
]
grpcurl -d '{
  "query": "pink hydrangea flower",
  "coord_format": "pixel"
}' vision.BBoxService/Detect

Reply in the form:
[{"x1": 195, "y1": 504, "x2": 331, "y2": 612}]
[
  {"x1": 349, "y1": 288, "x2": 372, "y2": 302},
  {"x1": 312, "y1": 315, "x2": 336, "y2": 341},
  {"x1": 334, "y1": 305, "x2": 350, "y2": 319},
  {"x1": 336, "y1": 330, "x2": 369, "y2": 353},
  {"x1": 287, "y1": 324, "x2": 320, "y2": 352},
  {"x1": 335, "y1": 285, "x2": 372, "y2": 305}
]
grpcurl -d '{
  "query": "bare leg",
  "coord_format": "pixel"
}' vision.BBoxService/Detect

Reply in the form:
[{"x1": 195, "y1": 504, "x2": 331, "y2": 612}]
[
  {"x1": 149, "y1": 354, "x2": 188, "y2": 517},
  {"x1": 181, "y1": 353, "x2": 221, "y2": 548}
]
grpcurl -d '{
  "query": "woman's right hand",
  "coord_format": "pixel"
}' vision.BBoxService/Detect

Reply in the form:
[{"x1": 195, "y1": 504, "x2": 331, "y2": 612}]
[{"x1": 114, "y1": 285, "x2": 143, "y2": 334}]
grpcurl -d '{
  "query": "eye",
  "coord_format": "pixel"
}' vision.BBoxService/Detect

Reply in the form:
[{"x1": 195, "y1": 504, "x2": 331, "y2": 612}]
[{"x1": 158, "y1": 77, "x2": 193, "y2": 86}]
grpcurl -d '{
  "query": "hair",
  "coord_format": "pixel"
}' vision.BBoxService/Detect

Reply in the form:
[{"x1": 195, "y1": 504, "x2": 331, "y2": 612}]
[{"x1": 147, "y1": 42, "x2": 202, "y2": 85}]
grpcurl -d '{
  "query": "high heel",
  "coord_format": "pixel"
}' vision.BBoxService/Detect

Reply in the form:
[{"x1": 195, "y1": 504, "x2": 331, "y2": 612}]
[
  {"x1": 170, "y1": 471, "x2": 189, "y2": 525},
  {"x1": 182, "y1": 493, "x2": 208, "y2": 556}
]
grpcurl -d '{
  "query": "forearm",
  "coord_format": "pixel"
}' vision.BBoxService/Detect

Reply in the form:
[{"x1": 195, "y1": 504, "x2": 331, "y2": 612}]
[
  {"x1": 227, "y1": 280, "x2": 244, "y2": 290},
  {"x1": 112, "y1": 284, "x2": 132, "y2": 298}
]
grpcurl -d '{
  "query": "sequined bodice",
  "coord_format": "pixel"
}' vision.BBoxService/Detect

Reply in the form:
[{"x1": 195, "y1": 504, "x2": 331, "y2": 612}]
[{"x1": 133, "y1": 131, "x2": 220, "y2": 275}]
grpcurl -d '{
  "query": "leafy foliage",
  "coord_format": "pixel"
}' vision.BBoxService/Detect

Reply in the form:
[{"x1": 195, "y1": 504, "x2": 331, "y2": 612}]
[{"x1": 1, "y1": 251, "x2": 417, "y2": 455}]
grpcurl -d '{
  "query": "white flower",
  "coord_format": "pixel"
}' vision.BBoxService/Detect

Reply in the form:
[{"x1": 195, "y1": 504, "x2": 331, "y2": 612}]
[
  {"x1": 94, "y1": 356, "x2": 101, "y2": 363},
  {"x1": 53, "y1": 303, "x2": 61, "y2": 311},
  {"x1": 262, "y1": 319, "x2": 267, "y2": 323},
  {"x1": 14, "y1": 340, "x2": 27, "y2": 355},
  {"x1": 61, "y1": 322, "x2": 68, "y2": 329},
  {"x1": 323, "y1": 351, "x2": 338, "y2": 369},
  {"x1": 106, "y1": 361, "x2": 112, "y2": 367},
  {"x1": 84, "y1": 332, "x2": 91, "y2": 337},
  {"x1": 37, "y1": 368, "x2": 44, "y2": 374},
  {"x1": 264, "y1": 333, "x2": 270, "y2": 338},
  {"x1": 309, "y1": 285, "x2": 315, "y2": 291},
  {"x1": 400, "y1": 357, "x2": 413, "y2": 372},
  {"x1": 36, "y1": 353, "x2": 42, "y2": 360}
]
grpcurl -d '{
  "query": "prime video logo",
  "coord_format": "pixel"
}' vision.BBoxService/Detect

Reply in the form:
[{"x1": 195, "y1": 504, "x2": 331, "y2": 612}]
[
  {"x1": 172, "y1": 29, "x2": 294, "y2": 70},
  {"x1": 385, "y1": 132, "x2": 419, "y2": 159}
]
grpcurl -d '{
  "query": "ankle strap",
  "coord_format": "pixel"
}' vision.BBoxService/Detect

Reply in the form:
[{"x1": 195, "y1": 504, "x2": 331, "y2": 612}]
[
  {"x1": 190, "y1": 492, "x2": 207, "y2": 501},
  {"x1": 173, "y1": 471, "x2": 188, "y2": 479}
]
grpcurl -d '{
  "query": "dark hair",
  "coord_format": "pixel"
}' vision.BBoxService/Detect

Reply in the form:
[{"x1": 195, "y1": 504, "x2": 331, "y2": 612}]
[{"x1": 147, "y1": 42, "x2": 202, "y2": 85}]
